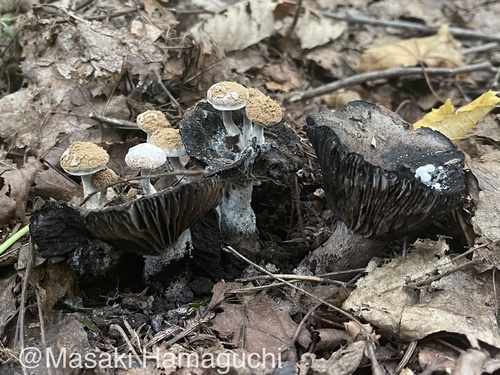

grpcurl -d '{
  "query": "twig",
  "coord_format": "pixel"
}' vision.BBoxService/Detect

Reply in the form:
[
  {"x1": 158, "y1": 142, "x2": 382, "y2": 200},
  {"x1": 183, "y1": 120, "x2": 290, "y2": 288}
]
[
  {"x1": 109, "y1": 324, "x2": 143, "y2": 366},
  {"x1": 88, "y1": 112, "x2": 138, "y2": 129},
  {"x1": 406, "y1": 259, "x2": 481, "y2": 289},
  {"x1": 394, "y1": 340, "x2": 418, "y2": 375},
  {"x1": 236, "y1": 274, "x2": 345, "y2": 286},
  {"x1": 223, "y1": 246, "x2": 369, "y2": 335},
  {"x1": 322, "y1": 12, "x2": 500, "y2": 42},
  {"x1": 78, "y1": 170, "x2": 208, "y2": 207},
  {"x1": 288, "y1": 61, "x2": 494, "y2": 101},
  {"x1": 281, "y1": 0, "x2": 303, "y2": 55}
]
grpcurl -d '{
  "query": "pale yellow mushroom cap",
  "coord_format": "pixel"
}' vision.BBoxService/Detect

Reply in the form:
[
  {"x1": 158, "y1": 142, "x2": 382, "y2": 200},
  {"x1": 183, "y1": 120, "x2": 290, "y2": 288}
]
[
  {"x1": 245, "y1": 88, "x2": 283, "y2": 128},
  {"x1": 60, "y1": 142, "x2": 109, "y2": 176},
  {"x1": 150, "y1": 128, "x2": 186, "y2": 157},
  {"x1": 136, "y1": 110, "x2": 171, "y2": 134},
  {"x1": 207, "y1": 81, "x2": 249, "y2": 110},
  {"x1": 91, "y1": 167, "x2": 119, "y2": 189}
]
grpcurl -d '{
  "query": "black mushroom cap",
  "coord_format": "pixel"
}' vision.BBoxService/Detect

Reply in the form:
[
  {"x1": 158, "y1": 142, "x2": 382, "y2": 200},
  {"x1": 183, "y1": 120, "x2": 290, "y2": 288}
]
[
  {"x1": 85, "y1": 178, "x2": 223, "y2": 255},
  {"x1": 305, "y1": 101, "x2": 465, "y2": 240},
  {"x1": 31, "y1": 179, "x2": 223, "y2": 257}
]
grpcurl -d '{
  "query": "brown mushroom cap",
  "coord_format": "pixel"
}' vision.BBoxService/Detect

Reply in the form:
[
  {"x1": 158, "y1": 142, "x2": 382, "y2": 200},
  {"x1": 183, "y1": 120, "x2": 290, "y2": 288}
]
[
  {"x1": 91, "y1": 167, "x2": 119, "y2": 189},
  {"x1": 150, "y1": 128, "x2": 186, "y2": 157},
  {"x1": 60, "y1": 142, "x2": 109, "y2": 176},
  {"x1": 136, "y1": 110, "x2": 171, "y2": 134},
  {"x1": 207, "y1": 81, "x2": 249, "y2": 111},
  {"x1": 245, "y1": 88, "x2": 283, "y2": 128},
  {"x1": 306, "y1": 101, "x2": 465, "y2": 240}
]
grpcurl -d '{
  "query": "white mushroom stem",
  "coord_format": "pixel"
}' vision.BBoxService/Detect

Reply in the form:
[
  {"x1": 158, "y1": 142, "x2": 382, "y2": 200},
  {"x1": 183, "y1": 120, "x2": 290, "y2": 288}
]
[
  {"x1": 251, "y1": 123, "x2": 265, "y2": 145},
  {"x1": 143, "y1": 228, "x2": 192, "y2": 280},
  {"x1": 141, "y1": 170, "x2": 157, "y2": 195},
  {"x1": 218, "y1": 182, "x2": 257, "y2": 240},
  {"x1": 80, "y1": 174, "x2": 101, "y2": 209},
  {"x1": 222, "y1": 111, "x2": 241, "y2": 137},
  {"x1": 241, "y1": 113, "x2": 253, "y2": 146}
]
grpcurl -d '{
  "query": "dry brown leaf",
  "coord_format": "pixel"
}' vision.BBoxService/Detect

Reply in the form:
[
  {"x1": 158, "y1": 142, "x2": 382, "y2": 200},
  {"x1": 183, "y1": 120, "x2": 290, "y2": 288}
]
[
  {"x1": 0, "y1": 274, "x2": 17, "y2": 337},
  {"x1": 343, "y1": 238, "x2": 500, "y2": 348},
  {"x1": 357, "y1": 25, "x2": 464, "y2": 72},
  {"x1": 299, "y1": 341, "x2": 366, "y2": 374},
  {"x1": 189, "y1": 0, "x2": 278, "y2": 53},
  {"x1": 210, "y1": 292, "x2": 310, "y2": 360},
  {"x1": 294, "y1": 8, "x2": 346, "y2": 49},
  {"x1": 414, "y1": 91, "x2": 500, "y2": 144}
]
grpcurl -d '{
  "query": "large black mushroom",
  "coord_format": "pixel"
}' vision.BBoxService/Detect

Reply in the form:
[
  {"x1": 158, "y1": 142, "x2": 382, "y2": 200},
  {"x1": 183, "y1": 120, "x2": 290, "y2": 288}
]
[
  {"x1": 300, "y1": 101, "x2": 466, "y2": 275},
  {"x1": 30, "y1": 179, "x2": 223, "y2": 279}
]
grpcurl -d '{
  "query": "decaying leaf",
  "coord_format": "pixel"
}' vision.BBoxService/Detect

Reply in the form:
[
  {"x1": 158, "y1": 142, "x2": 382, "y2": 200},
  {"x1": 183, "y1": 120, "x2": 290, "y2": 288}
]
[
  {"x1": 413, "y1": 90, "x2": 500, "y2": 144},
  {"x1": 357, "y1": 25, "x2": 464, "y2": 72},
  {"x1": 210, "y1": 291, "x2": 311, "y2": 360},
  {"x1": 343, "y1": 238, "x2": 500, "y2": 348},
  {"x1": 189, "y1": 0, "x2": 345, "y2": 53},
  {"x1": 189, "y1": 0, "x2": 278, "y2": 53},
  {"x1": 294, "y1": 8, "x2": 346, "y2": 49}
]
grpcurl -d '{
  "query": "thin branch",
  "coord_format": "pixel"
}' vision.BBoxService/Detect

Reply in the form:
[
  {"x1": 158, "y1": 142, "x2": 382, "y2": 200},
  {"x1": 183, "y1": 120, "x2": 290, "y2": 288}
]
[
  {"x1": 288, "y1": 61, "x2": 494, "y2": 102},
  {"x1": 322, "y1": 12, "x2": 500, "y2": 42}
]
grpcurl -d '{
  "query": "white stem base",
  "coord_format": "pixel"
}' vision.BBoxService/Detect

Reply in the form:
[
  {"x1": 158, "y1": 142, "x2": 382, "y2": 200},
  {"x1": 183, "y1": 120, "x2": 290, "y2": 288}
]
[{"x1": 143, "y1": 228, "x2": 192, "y2": 280}]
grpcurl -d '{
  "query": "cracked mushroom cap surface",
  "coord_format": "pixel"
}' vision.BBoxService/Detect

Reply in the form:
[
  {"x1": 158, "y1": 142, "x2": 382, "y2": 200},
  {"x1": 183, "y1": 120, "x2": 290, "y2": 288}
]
[
  {"x1": 245, "y1": 88, "x2": 283, "y2": 127},
  {"x1": 150, "y1": 128, "x2": 186, "y2": 157},
  {"x1": 125, "y1": 143, "x2": 166, "y2": 170},
  {"x1": 207, "y1": 81, "x2": 249, "y2": 111},
  {"x1": 136, "y1": 110, "x2": 171, "y2": 134},
  {"x1": 305, "y1": 101, "x2": 466, "y2": 240},
  {"x1": 60, "y1": 141, "x2": 109, "y2": 176}
]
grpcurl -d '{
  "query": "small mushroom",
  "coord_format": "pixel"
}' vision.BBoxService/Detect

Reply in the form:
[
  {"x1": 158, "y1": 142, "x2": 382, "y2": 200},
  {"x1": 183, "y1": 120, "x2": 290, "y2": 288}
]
[
  {"x1": 136, "y1": 110, "x2": 172, "y2": 141},
  {"x1": 244, "y1": 88, "x2": 283, "y2": 145},
  {"x1": 299, "y1": 101, "x2": 466, "y2": 276},
  {"x1": 125, "y1": 143, "x2": 166, "y2": 195},
  {"x1": 91, "y1": 167, "x2": 119, "y2": 207},
  {"x1": 207, "y1": 81, "x2": 249, "y2": 137},
  {"x1": 60, "y1": 141, "x2": 109, "y2": 209},
  {"x1": 149, "y1": 128, "x2": 187, "y2": 172}
]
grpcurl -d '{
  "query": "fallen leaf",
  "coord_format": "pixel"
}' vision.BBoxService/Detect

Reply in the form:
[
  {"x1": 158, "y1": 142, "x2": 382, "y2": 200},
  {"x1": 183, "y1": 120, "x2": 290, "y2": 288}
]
[
  {"x1": 294, "y1": 8, "x2": 346, "y2": 49},
  {"x1": 299, "y1": 341, "x2": 366, "y2": 374},
  {"x1": 413, "y1": 91, "x2": 500, "y2": 143},
  {"x1": 357, "y1": 25, "x2": 464, "y2": 72},
  {"x1": 0, "y1": 274, "x2": 18, "y2": 337},
  {"x1": 189, "y1": 0, "x2": 278, "y2": 53},
  {"x1": 211, "y1": 292, "x2": 311, "y2": 360},
  {"x1": 343, "y1": 238, "x2": 500, "y2": 348}
]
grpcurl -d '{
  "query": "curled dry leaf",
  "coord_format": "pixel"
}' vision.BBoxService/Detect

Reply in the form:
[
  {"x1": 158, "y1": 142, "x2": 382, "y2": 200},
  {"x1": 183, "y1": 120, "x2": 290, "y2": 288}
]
[
  {"x1": 357, "y1": 25, "x2": 464, "y2": 72},
  {"x1": 414, "y1": 90, "x2": 500, "y2": 144}
]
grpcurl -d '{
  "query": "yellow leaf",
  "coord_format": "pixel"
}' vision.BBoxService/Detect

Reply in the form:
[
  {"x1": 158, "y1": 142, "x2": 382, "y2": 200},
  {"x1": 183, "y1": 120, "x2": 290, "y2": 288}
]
[
  {"x1": 357, "y1": 25, "x2": 464, "y2": 72},
  {"x1": 413, "y1": 91, "x2": 500, "y2": 143}
]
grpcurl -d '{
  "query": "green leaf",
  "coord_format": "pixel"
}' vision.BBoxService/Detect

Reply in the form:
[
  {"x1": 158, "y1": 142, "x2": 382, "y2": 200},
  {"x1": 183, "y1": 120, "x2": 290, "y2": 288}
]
[{"x1": 3, "y1": 24, "x2": 15, "y2": 39}]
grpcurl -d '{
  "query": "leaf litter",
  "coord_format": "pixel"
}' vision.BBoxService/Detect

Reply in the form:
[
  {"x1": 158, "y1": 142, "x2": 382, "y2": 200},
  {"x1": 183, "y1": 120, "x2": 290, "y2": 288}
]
[{"x1": 0, "y1": 0, "x2": 499, "y2": 374}]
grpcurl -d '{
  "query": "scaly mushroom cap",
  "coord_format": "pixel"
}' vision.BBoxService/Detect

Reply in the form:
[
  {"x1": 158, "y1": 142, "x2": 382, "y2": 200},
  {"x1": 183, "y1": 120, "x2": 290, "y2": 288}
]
[
  {"x1": 85, "y1": 179, "x2": 223, "y2": 255},
  {"x1": 207, "y1": 81, "x2": 249, "y2": 111},
  {"x1": 150, "y1": 128, "x2": 186, "y2": 157},
  {"x1": 245, "y1": 88, "x2": 283, "y2": 128},
  {"x1": 60, "y1": 142, "x2": 109, "y2": 176},
  {"x1": 125, "y1": 143, "x2": 166, "y2": 170},
  {"x1": 136, "y1": 110, "x2": 171, "y2": 134},
  {"x1": 91, "y1": 167, "x2": 119, "y2": 189},
  {"x1": 306, "y1": 101, "x2": 465, "y2": 240}
]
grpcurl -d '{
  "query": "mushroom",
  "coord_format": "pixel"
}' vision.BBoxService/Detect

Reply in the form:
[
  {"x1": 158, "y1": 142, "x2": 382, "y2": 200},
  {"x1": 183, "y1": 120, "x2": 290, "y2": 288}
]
[
  {"x1": 125, "y1": 143, "x2": 166, "y2": 195},
  {"x1": 298, "y1": 101, "x2": 466, "y2": 276},
  {"x1": 60, "y1": 141, "x2": 109, "y2": 209},
  {"x1": 136, "y1": 110, "x2": 172, "y2": 141},
  {"x1": 149, "y1": 128, "x2": 187, "y2": 173},
  {"x1": 207, "y1": 81, "x2": 249, "y2": 137},
  {"x1": 91, "y1": 167, "x2": 119, "y2": 207},
  {"x1": 244, "y1": 88, "x2": 283, "y2": 145},
  {"x1": 30, "y1": 178, "x2": 224, "y2": 280}
]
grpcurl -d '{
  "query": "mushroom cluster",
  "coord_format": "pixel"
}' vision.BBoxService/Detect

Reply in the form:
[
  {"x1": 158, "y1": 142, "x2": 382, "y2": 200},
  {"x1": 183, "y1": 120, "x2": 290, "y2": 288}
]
[{"x1": 180, "y1": 82, "x2": 286, "y2": 253}]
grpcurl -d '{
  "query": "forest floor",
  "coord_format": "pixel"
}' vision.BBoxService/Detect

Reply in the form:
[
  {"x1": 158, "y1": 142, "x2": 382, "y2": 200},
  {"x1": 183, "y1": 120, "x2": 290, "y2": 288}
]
[{"x1": 0, "y1": 0, "x2": 500, "y2": 374}]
